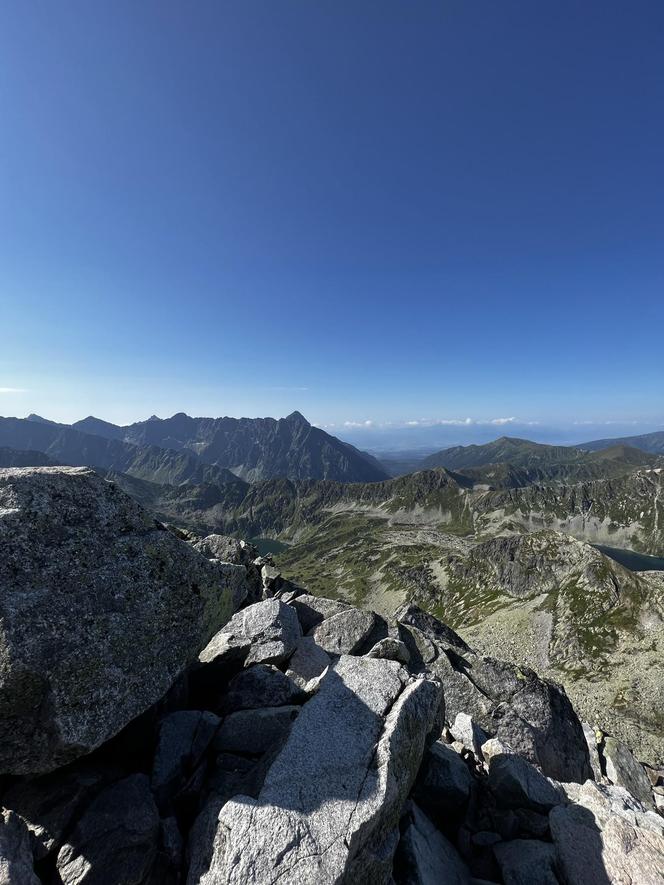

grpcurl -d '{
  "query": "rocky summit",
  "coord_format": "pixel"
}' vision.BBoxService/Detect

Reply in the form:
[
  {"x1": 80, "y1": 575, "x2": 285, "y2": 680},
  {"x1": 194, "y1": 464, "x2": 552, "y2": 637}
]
[
  {"x1": 0, "y1": 467, "x2": 240, "y2": 774},
  {"x1": 0, "y1": 470, "x2": 663, "y2": 883}
]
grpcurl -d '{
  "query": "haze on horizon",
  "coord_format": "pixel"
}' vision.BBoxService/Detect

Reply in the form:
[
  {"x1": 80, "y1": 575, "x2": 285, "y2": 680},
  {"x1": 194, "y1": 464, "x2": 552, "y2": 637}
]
[{"x1": 1, "y1": 1, "x2": 662, "y2": 437}]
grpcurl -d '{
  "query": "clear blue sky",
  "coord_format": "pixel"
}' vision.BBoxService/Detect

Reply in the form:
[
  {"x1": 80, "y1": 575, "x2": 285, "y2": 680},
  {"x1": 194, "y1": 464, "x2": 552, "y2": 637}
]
[{"x1": 1, "y1": 0, "x2": 663, "y2": 439}]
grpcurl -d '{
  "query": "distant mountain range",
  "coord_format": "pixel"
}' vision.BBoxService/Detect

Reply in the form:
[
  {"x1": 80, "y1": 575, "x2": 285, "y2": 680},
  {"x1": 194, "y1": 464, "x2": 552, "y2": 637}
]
[
  {"x1": 421, "y1": 436, "x2": 588, "y2": 470},
  {"x1": 386, "y1": 431, "x2": 664, "y2": 476},
  {"x1": 580, "y1": 429, "x2": 664, "y2": 455},
  {"x1": 1, "y1": 411, "x2": 389, "y2": 484},
  {"x1": 0, "y1": 446, "x2": 56, "y2": 468}
]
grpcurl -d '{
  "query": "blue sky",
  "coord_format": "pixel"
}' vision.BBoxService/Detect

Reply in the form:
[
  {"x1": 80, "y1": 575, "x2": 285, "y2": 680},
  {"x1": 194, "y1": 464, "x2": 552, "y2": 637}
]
[{"x1": 1, "y1": 0, "x2": 662, "y2": 443}]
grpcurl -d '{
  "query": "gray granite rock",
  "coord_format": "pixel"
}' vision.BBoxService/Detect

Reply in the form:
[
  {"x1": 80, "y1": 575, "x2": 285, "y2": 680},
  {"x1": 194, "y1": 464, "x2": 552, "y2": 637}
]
[
  {"x1": 309, "y1": 607, "x2": 377, "y2": 655},
  {"x1": 222, "y1": 664, "x2": 303, "y2": 711},
  {"x1": 513, "y1": 807, "x2": 550, "y2": 839},
  {"x1": 285, "y1": 636, "x2": 331, "y2": 689},
  {"x1": 488, "y1": 754, "x2": 563, "y2": 814},
  {"x1": 289, "y1": 593, "x2": 352, "y2": 632},
  {"x1": 197, "y1": 656, "x2": 441, "y2": 883},
  {"x1": 2, "y1": 762, "x2": 113, "y2": 860},
  {"x1": 480, "y1": 737, "x2": 513, "y2": 763},
  {"x1": 550, "y1": 780, "x2": 664, "y2": 885},
  {"x1": 151, "y1": 710, "x2": 220, "y2": 810},
  {"x1": 0, "y1": 809, "x2": 40, "y2": 884},
  {"x1": 489, "y1": 703, "x2": 540, "y2": 767},
  {"x1": 402, "y1": 604, "x2": 591, "y2": 784},
  {"x1": 193, "y1": 535, "x2": 261, "y2": 604},
  {"x1": 582, "y1": 722, "x2": 604, "y2": 782},
  {"x1": 603, "y1": 736, "x2": 654, "y2": 807},
  {"x1": 199, "y1": 598, "x2": 301, "y2": 667},
  {"x1": 193, "y1": 534, "x2": 254, "y2": 565},
  {"x1": 186, "y1": 754, "x2": 269, "y2": 885},
  {"x1": 494, "y1": 839, "x2": 559, "y2": 885},
  {"x1": 205, "y1": 753, "x2": 265, "y2": 803},
  {"x1": 56, "y1": 773, "x2": 160, "y2": 885},
  {"x1": 0, "y1": 467, "x2": 237, "y2": 774},
  {"x1": 213, "y1": 705, "x2": 300, "y2": 755},
  {"x1": 367, "y1": 637, "x2": 411, "y2": 664},
  {"x1": 145, "y1": 816, "x2": 183, "y2": 885},
  {"x1": 394, "y1": 801, "x2": 471, "y2": 884},
  {"x1": 451, "y1": 713, "x2": 488, "y2": 757},
  {"x1": 186, "y1": 793, "x2": 226, "y2": 885},
  {"x1": 395, "y1": 605, "x2": 471, "y2": 654},
  {"x1": 412, "y1": 740, "x2": 473, "y2": 821}
]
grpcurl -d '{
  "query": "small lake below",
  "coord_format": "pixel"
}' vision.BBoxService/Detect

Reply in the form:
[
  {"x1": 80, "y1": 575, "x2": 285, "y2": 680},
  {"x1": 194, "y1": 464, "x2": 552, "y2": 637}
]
[
  {"x1": 250, "y1": 537, "x2": 290, "y2": 556},
  {"x1": 594, "y1": 545, "x2": 664, "y2": 572}
]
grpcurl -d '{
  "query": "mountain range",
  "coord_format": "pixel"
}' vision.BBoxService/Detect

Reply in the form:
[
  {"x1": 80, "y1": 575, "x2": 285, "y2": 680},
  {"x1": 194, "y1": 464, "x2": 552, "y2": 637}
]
[{"x1": 1, "y1": 411, "x2": 389, "y2": 483}]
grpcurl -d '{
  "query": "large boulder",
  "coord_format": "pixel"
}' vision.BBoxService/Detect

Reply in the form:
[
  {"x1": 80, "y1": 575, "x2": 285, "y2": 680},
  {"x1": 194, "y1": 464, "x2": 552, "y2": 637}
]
[
  {"x1": 309, "y1": 607, "x2": 378, "y2": 655},
  {"x1": 488, "y1": 753, "x2": 563, "y2": 814},
  {"x1": 412, "y1": 741, "x2": 473, "y2": 822},
  {"x1": 285, "y1": 636, "x2": 331, "y2": 689},
  {"x1": 393, "y1": 801, "x2": 471, "y2": 884},
  {"x1": 603, "y1": 736, "x2": 654, "y2": 807},
  {"x1": 289, "y1": 593, "x2": 352, "y2": 633},
  {"x1": 195, "y1": 656, "x2": 442, "y2": 883},
  {"x1": 550, "y1": 780, "x2": 664, "y2": 884},
  {"x1": 398, "y1": 605, "x2": 592, "y2": 783},
  {"x1": 222, "y1": 663, "x2": 303, "y2": 712},
  {"x1": 0, "y1": 467, "x2": 238, "y2": 774},
  {"x1": 493, "y1": 838, "x2": 559, "y2": 885},
  {"x1": 198, "y1": 599, "x2": 301, "y2": 668},
  {"x1": 213, "y1": 705, "x2": 300, "y2": 754}
]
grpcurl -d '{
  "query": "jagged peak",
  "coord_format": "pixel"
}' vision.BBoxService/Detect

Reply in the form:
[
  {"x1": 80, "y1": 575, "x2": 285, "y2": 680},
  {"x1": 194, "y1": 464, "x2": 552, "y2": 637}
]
[
  {"x1": 284, "y1": 410, "x2": 310, "y2": 426},
  {"x1": 26, "y1": 413, "x2": 58, "y2": 425}
]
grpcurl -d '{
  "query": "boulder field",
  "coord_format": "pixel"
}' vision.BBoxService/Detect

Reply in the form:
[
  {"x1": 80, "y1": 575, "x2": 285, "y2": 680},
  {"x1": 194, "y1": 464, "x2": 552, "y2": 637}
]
[{"x1": 0, "y1": 467, "x2": 662, "y2": 883}]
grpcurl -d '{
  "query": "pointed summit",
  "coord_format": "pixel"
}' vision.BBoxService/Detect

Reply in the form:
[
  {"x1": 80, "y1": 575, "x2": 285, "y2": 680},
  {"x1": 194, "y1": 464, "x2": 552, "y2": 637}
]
[
  {"x1": 72, "y1": 416, "x2": 124, "y2": 440},
  {"x1": 284, "y1": 410, "x2": 310, "y2": 426},
  {"x1": 26, "y1": 414, "x2": 59, "y2": 425}
]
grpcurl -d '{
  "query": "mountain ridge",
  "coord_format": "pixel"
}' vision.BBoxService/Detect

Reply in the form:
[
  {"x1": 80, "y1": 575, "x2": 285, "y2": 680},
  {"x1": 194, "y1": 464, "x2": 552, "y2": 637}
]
[
  {"x1": 581, "y1": 429, "x2": 664, "y2": 455},
  {"x1": 74, "y1": 409, "x2": 389, "y2": 482},
  {"x1": 2, "y1": 411, "x2": 389, "y2": 484}
]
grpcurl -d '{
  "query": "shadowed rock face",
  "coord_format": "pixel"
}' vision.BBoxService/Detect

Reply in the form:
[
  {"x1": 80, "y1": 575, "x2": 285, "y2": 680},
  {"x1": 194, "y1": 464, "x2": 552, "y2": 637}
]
[{"x1": 0, "y1": 467, "x2": 240, "y2": 774}]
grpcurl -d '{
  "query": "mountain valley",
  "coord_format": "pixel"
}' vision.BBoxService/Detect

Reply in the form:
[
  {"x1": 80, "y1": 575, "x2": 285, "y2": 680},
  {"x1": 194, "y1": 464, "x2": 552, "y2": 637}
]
[{"x1": 2, "y1": 411, "x2": 663, "y2": 763}]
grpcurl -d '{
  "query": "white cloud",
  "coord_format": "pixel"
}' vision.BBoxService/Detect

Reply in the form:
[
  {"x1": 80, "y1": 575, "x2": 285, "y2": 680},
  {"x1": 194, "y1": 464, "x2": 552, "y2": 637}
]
[
  {"x1": 489, "y1": 416, "x2": 517, "y2": 425},
  {"x1": 0, "y1": 387, "x2": 26, "y2": 394},
  {"x1": 343, "y1": 419, "x2": 374, "y2": 428}
]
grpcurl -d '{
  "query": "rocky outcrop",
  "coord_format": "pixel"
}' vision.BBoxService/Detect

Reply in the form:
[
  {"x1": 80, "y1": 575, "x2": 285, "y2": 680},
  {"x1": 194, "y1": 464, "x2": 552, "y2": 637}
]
[
  {"x1": 603, "y1": 735, "x2": 655, "y2": 807},
  {"x1": 0, "y1": 467, "x2": 242, "y2": 774},
  {"x1": 550, "y1": 780, "x2": 664, "y2": 884},
  {"x1": 397, "y1": 603, "x2": 592, "y2": 783},
  {"x1": 2, "y1": 580, "x2": 663, "y2": 883},
  {"x1": 202, "y1": 656, "x2": 441, "y2": 883},
  {"x1": 198, "y1": 599, "x2": 302, "y2": 668},
  {"x1": 1, "y1": 472, "x2": 662, "y2": 884}
]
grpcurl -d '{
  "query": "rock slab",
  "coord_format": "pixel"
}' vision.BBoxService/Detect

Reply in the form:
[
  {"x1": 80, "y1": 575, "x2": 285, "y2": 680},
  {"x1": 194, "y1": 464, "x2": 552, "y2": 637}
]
[
  {"x1": 0, "y1": 467, "x2": 237, "y2": 774},
  {"x1": 197, "y1": 655, "x2": 442, "y2": 884}
]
